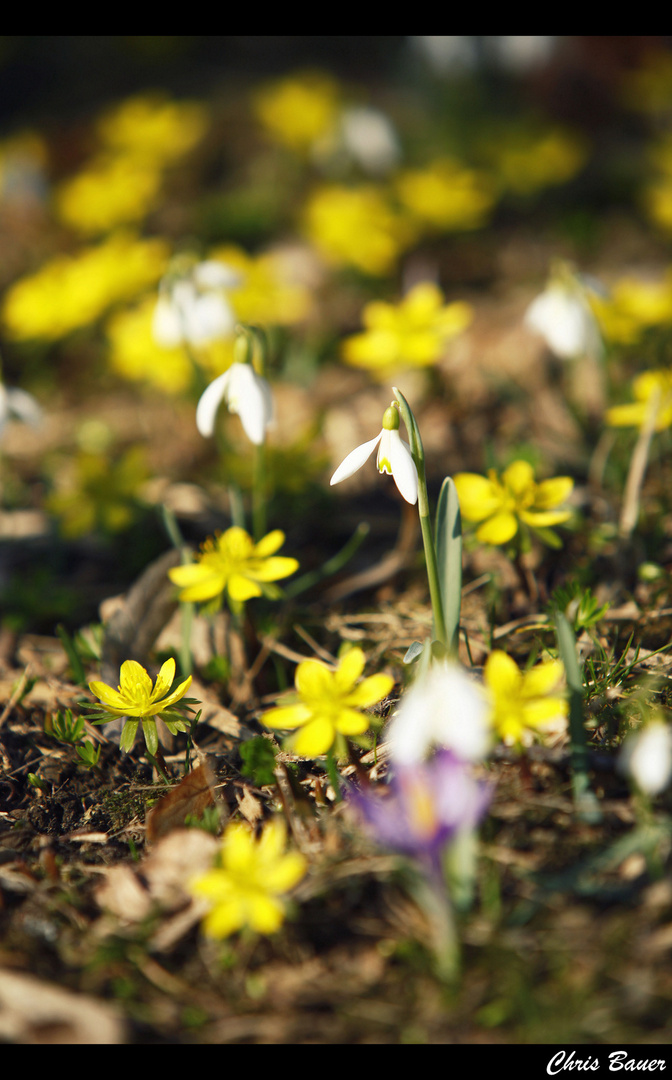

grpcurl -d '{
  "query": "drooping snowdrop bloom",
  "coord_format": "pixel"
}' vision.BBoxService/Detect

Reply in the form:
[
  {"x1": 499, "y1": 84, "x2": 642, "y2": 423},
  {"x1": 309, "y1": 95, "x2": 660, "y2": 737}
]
[
  {"x1": 196, "y1": 362, "x2": 273, "y2": 445},
  {"x1": 386, "y1": 660, "x2": 491, "y2": 766},
  {"x1": 339, "y1": 106, "x2": 401, "y2": 176},
  {"x1": 330, "y1": 402, "x2": 418, "y2": 504},
  {"x1": 0, "y1": 381, "x2": 42, "y2": 438},
  {"x1": 152, "y1": 259, "x2": 241, "y2": 349},
  {"x1": 524, "y1": 263, "x2": 603, "y2": 361},
  {"x1": 619, "y1": 716, "x2": 672, "y2": 797}
]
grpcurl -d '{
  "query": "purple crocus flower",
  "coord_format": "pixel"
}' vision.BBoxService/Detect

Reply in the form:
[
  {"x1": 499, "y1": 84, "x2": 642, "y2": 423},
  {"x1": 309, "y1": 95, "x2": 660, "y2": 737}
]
[{"x1": 347, "y1": 749, "x2": 491, "y2": 878}]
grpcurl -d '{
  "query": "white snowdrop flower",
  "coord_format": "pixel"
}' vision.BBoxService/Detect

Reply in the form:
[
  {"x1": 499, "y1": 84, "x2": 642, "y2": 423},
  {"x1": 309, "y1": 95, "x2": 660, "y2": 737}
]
[
  {"x1": 0, "y1": 382, "x2": 42, "y2": 439},
  {"x1": 619, "y1": 719, "x2": 672, "y2": 797},
  {"x1": 340, "y1": 106, "x2": 401, "y2": 175},
  {"x1": 152, "y1": 259, "x2": 241, "y2": 349},
  {"x1": 386, "y1": 660, "x2": 491, "y2": 766},
  {"x1": 196, "y1": 362, "x2": 273, "y2": 445},
  {"x1": 330, "y1": 403, "x2": 418, "y2": 505},
  {"x1": 525, "y1": 265, "x2": 604, "y2": 361}
]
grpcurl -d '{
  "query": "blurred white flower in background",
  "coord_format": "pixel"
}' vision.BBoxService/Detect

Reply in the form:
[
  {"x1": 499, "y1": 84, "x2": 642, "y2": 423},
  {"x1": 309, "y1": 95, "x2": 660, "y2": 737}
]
[
  {"x1": 525, "y1": 263, "x2": 604, "y2": 360},
  {"x1": 619, "y1": 717, "x2": 672, "y2": 797},
  {"x1": 196, "y1": 362, "x2": 273, "y2": 445},
  {"x1": 0, "y1": 381, "x2": 43, "y2": 439},
  {"x1": 152, "y1": 259, "x2": 241, "y2": 349}
]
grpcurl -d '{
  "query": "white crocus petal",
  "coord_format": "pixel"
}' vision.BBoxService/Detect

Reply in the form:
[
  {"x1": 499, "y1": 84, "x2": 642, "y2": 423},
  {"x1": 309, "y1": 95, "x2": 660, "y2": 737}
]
[
  {"x1": 377, "y1": 428, "x2": 418, "y2": 505},
  {"x1": 386, "y1": 661, "x2": 491, "y2": 766},
  {"x1": 330, "y1": 431, "x2": 383, "y2": 486},
  {"x1": 619, "y1": 721, "x2": 672, "y2": 797}
]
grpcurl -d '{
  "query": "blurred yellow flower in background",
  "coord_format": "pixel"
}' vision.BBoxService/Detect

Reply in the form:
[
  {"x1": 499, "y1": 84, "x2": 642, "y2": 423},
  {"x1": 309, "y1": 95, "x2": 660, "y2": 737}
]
[
  {"x1": 484, "y1": 650, "x2": 567, "y2": 747},
  {"x1": 106, "y1": 295, "x2": 235, "y2": 394},
  {"x1": 2, "y1": 231, "x2": 168, "y2": 342},
  {"x1": 484, "y1": 129, "x2": 587, "y2": 197},
  {"x1": 96, "y1": 92, "x2": 209, "y2": 166},
  {"x1": 342, "y1": 282, "x2": 472, "y2": 377},
  {"x1": 210, "y1": 244, "x2": 313, "y2": 326},
  {"x1": 396, "y1": 158, "x2": 497, "y2": 231},
  {"x1": 55, "y1": 155, "x2": 163, "y2": 235},
  {"x1": 454, "y1": 460, "x2": 573, "y2": 546},
  {"x1": 253, "y1": 72, "x2": 340, "y2": 152},
  {"x1": 606, "y1": 369, "x2": 672, "y2": 431},
  {"x1": 589, "y1": 273, "x2": 672, "y2": 346},
  {"x1": 169, "y1": 527, "x2": 298, "y2": 607},
  {"x1": 304, "y1": 184, "x2": 414, "y2": 276},
  {"x1": 190, "y1": 819, "x2": 306, "y2": 939}
]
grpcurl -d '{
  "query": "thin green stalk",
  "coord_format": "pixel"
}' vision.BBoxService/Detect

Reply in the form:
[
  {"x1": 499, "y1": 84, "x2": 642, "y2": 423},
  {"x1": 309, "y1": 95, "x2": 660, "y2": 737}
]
[
  {"x1": 394, "y1": 387, "x2": 447, "y2": 647},
  {"x1": 252, "y1": 440, "x2": 267, "y2": 542},
  {"x1": 555, "y1": 611, "x2": 602, "y2": 824},
  {"x1": 326, "y1": 745, "x2": 343, "y2": 803}
]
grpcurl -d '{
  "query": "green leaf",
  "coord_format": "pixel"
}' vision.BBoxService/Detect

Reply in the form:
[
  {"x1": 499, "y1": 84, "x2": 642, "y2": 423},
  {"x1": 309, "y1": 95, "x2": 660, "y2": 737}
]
[
  {"x1": 239, "y1": 736, "x2": 278, "y2": 787},
  {"x1": 120, "y1": 720, "x2": 139, "y2": 754},
  {"x1": 554, "y1": 612, "x2": 602, "y2": 824},
  {"x1": 403, "y1": 640, "x2": 425, "y2": 664},
  {"x1": 142, "y1": 718, "x2": 159, "y2": 757},
  {"x1": 531, "y1": 525, "x2": 563, "y2": 550},
  {"x1": 435, "y1": 477, "x2": 462, "y2": 658}
]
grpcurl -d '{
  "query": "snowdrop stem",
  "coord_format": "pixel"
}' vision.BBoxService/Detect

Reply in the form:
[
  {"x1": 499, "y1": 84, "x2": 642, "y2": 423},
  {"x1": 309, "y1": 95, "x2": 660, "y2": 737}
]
[
  {"x1": 393, "y1": 387, "x2": 447, "y2": 648},
  {"x1": 619, "y1": 386, "x2": 660, "y2": 540},
  {"x1": 252, "y1": 441, "x2": 267, "y2": 543}
]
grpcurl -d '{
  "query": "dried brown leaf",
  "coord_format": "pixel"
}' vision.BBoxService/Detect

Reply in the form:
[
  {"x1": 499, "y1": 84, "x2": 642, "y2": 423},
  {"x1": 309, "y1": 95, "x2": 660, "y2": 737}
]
[{"x1": 146, "y1": 761, "x2": 218, "y2": 843}]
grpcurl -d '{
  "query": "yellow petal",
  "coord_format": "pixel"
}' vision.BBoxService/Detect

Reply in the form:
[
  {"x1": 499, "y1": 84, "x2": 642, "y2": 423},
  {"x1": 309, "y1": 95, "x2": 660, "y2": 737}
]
[
  {"x1": 152, "y1": 657, "x2": 176, "y2": 700},
  {"x1": 119, "y1": 660, "x2": 152, "y2": 698},
  {"x1": 263, "y1": 703, "x2": 313, "y2": 730},
  {"x1": 253, "y1": 529, "x2": 286, "y2": 558},
  {"x1": 502, "y1": 460, "x2": 535, "y2": 497},
  {"x1": 168, "y1": 563, "x2": 214, "y2": 586},
  {"x1": 522, "y1": 659, "x2": 565, "y2": 698},
  {"x1": 227, "y1": 574, "x2": 263, "y2": 602},
  {"x1": 346, "y1": 673, "x2": 394, "y2": 708},
  {"x1": 263, "y1": 851, "x2": 307, "y2": 894},
  {"x1": 222, "y1": 823, "x2": 256, "y2": 874},
  {"x1": 202, "y1": 897, "x2": 245, "y2": 939},
  {"x1": 523, "y1": 697, "x2": 568, "y2": 728},
  {"x1": 533, "y1": 476, "x2": 573, "y2": 509},
  {"x1": 485, "y1": 651, "x2": 522, "y2": 698},
  {"x1": 606, "y1": 403, "x2": 648, "y2": 428},
  {"x1": 295, "y1": 658, "x2": 333, "y2": 701},
  {"x1": 453, "y1": 473, "x2": 502, "y2": 522},
  {"x1": 520, "y1": 509, "x2": 572, "y2": 528},
  {"x1": 333, "y1": 707, "x2": 371, "y2": 736},
  {"x1": 89, "y1": 680, "x2": 127, "y2": 711},
  {"x1": 293, "y1": 716, "x2": 335, "y2": 756},
  {"x1": 250, "y1": 556, "x2": 299, "y2": 582},
  {"x1": 333, "y1": 647, "x2": 366, "y2": 693},
  {"x1": 247, "y1": 894, "x2": 285, "y2": 934},
  {"x1": 476, "y1": 510, "x2": 518, "y2": 545}
]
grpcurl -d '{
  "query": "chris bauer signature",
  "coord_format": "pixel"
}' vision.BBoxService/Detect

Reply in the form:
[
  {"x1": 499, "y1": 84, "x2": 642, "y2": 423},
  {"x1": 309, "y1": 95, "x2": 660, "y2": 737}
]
[{"x1": 548, "y1": 1052, "x2": 666, "y2": 1074}]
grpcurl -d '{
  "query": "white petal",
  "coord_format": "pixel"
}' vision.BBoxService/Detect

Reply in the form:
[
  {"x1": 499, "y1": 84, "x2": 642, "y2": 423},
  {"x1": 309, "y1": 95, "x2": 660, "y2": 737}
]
[
  {"x1": 619, "y1": 722, "x2": 672, "y2": 796},
  {"x1": 196, "y1": 371, "x2": 231, "y2": 437},
  {"x1": 386, "y1": 661, "x2": 490, "y2": 765},
  {"x1": 152, "y1": 297, "x2": 183, "y2": 348},
  {"x1": 387, "y1": 429, "x2": 418, "y2": 504},
  {"x1": 330, "y1": 432, "x2": 382, "y2": 486},
  {"x1": 224, "y1": 363, "x2": 272, "y2": 445},
  {"x1": 7, "y1": 387, "x2": 42, "y2": 428},
  {"x1": 184, "y1": 293, "x2": 236, "y2": 345},
  {"x1": 193, "y1": 259, "x2": 242, "y2": 290}
]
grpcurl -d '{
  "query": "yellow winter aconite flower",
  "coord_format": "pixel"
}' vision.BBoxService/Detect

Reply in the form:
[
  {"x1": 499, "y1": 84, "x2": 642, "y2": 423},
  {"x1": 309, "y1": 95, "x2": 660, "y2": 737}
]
[
  {"x1": 484, "y1": 650, "x2": 567, "y2": 746},
  {"x1": 96, "y1": 93, "x2": 209, "y2": 166},
  {"x1": 168, "y1": 527, "x2": 299, "y2": 607},
  {"x1": 190, "y1": 819, "x2": 307, "y2": 939},
  {"x1": 454, "y1": 460, "x2": 573, "y2": 546},
  {"x1": 342, "y1": 282, "x2": 472, "y2": 377},
  {"x1": 263, "y1": 647, "x2": 394, "y2": 757},
  {"x1": 2, "y1": 231, "x2": 168, "y2": 342},
  {"x1": 106, "y1": 296, "x2": 235, "y2": 394},
  {"x1": 589, "y1": 274, "x2": 672, "y2": 346},
  {"x1": 253, "y1": 72, "x2": 340, "y2": 152},
  {"x1": 395, "y1": 158, "x2": 497, "y2": 232},
  {"x1": 210, "y1": 244, "x2": 313, "y2": 326},
  {"x1": 88, "y1": 657, "x2": 193, "y2": 754},
  {"x1": 485, "y1": 129, "x2": 587, "y2": 197},
  {"x1": 55, "y1": 154, "x2": 163, "y2": 235},
  {"x1": 606, "y1": 369, "x2": 672, "y2": 431},
  {"x1": 303, "y1": 184, "x2": 415, "y2": 277}
]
